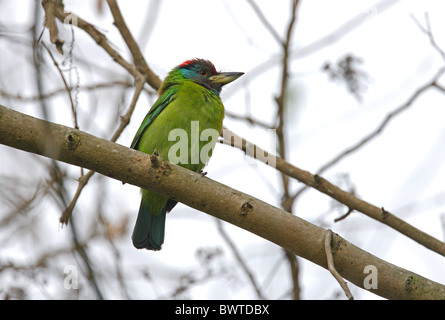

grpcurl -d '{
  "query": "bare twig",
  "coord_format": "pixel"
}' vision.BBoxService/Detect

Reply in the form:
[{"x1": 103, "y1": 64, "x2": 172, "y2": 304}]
[
  {"x1": 265, "y1": 0, "x2": 301, "y2": 299},
  {"x1": 334, "y1": 208, "x2": 354, "y2": 223},
  {"x1": 291, "y1": 0, "x2": 401, "y2": 60},
  {"x1": 60, "y1": 74, "x2": 146, "y2": 224},
  {"x1": 0, "y1": 81, "x2": 147, "y2": 102},
  {"x1": 41, "y1": 0, "x2": 65, "y2": 54},
  {"x1": 41, "y1": 42, "x2": 79, "y2": 129},
  {"x1": 223, "y1": 0, "x2": 401, "y2": 100},
  {"x1": 225, "y1": 110, "x2": 272, "y2": 129},
  {"x1": 433, "y1": 83, "x2": 445, "y2": 92},
  {"x1": 411, "y1": 13, "x2": 445, "y2": 63},
  {"x1": 46, "y1": 159, "x2": 105, "y2": 299},
  {"x1": 216, "y1": 219, "x2": 265, "y2": 299},
  {"x1": 245, "y1": 0, "x2": 283, "y2": 45},
  {"x1": 136, "y1": 0, "x2": 162, "y2": 52},
  {"x1": 48, "y1": 5, "x2": 141, "y2": 80},
  {"x1": 292, "y1": 66, "x2": 445, "y2": 200},
  {"x1": 106, "y1": 0, "x2": 162, "y2": 90},
  {"x1": 324, "y1": 229, "x2": 354, "y2": 300},
  {"x1": 110, "y1": 73, "x2": 146, "y2": 142}
]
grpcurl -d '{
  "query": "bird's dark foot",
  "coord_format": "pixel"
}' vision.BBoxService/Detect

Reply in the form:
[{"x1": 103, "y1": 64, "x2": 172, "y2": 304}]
[
  {"x1": 153, "y1": 149, "x2": 159, "y2": 156},
  {"x1": 199, "y1": 169, "x2": 207, "y2": 176}
]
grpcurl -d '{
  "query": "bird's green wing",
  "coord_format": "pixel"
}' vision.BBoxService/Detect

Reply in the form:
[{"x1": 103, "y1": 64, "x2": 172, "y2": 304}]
[{"x1": 130, "y1": 88, "x2": 177, "y2": 150}]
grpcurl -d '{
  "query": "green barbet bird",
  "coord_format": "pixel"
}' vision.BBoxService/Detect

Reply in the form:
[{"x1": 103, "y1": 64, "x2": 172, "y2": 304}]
[{"x1": 130, "y1": 59, "x2": 243, "y2": 250}]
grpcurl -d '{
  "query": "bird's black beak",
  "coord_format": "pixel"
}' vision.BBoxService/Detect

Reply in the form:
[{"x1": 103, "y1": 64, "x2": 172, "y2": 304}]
[{"x1": 209, "y1": 72, "x2": 244, "y2": 86}]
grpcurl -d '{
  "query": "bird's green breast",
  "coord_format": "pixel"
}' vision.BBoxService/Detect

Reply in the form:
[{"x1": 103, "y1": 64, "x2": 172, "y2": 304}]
[{"x1": 137, "y1": 80, "x2": 224, "y2": 172}]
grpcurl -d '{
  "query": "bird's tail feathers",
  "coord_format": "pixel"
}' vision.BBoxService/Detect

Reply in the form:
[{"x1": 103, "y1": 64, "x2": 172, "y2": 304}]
[{"x1": 132, "y1": 201, "x2": 166, "y2": 250}]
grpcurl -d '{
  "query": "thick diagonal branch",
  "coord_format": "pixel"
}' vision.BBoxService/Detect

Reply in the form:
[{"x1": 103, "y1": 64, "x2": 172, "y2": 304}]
[{"x1": 1, "y1": 104, "x2": 445, "y2": 300}]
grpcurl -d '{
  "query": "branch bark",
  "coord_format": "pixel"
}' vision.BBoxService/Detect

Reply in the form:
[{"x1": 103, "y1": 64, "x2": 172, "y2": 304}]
[{"x1": 1, "y1": 103, "x2": 445, "y2": 300}]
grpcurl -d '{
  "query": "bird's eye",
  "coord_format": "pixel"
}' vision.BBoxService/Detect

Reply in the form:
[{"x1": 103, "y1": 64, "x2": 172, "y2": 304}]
[{"x1": 199, "y1": 70, "x2": 208, "y2": 76}]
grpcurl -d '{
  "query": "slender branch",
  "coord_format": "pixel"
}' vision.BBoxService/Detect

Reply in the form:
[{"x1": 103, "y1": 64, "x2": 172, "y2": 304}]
[
  {"x1": 225, "y1": 110, "x2": 272, "y2": 129},
  {"x1": 433, "y1": 83, "x2": 445, "y2": 92},
  {"x1": 291, "y1": 0, "x2": 401, "y2": 60},
  {"x1": 411, "y1": 13, "x2": 445, "y2": 63},
  {"x1": 324, "y1": 229, "x2": 354, "y2": 300},
  {"x1": 216, "y1": 219, "x2": 265, "y2": 299},
  {"x1": 106, "y1": 0, "x2": 162, "y2": 90},
  {"x1": 219, "y1": 127, "x2": 445, "y2": 258},
  {"x1": 245, "y1": 0, "x2": 283, "y2": 46},
  {"x1": 223, "y1": 0, "x2": 401, "y2": 100},
  {"x1": 110, "y1": 74, "x2": 146, "y2": 142},
  {"x1": 334, "y1": 208, "x2": 354, "y2": 223},
  {"x1": 46, "y1": 159, "x2": 105, "y2": 299},
  {"x1": 1, "y1": 103, "x2": 445, "y2": 300},
  {"x1": 41, "y1": 42, "x2": 79, "y2": 129},
  {"x1": 41, "y1": 0, "x2": 65, "y2": 54},
  {"x1": 59, "y1": 73, "x2": 146, "y2": 224},
  {"x1": 275, "y1": 0, "x2": 299, "y2": 196},
  {"x1": 263, "y1": 0, "x2": 300, "y2": 300},
  {"x1": 46, "y1": 4, "x2": 141, "y2": 81},
  {"x1": 0, "y1": 80, "x2": 138, "y2": 102},
  {"x1": 136, "y1": 0, "x2": 162, "y2": 52},
  {"x1": 284, "y1": 250, "x2": 300, "y2": 300},
  {"x1": 292, "y1": 67, "x2": 445, "y2": 200}
]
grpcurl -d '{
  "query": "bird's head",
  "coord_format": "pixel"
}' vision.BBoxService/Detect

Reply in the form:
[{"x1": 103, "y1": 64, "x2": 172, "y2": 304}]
[{"x1": 175, "y1": 59, "x2": 243, "y2": 95}]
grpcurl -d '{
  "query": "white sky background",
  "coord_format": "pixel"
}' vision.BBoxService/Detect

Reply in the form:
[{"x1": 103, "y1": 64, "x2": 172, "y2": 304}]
[{"x1": 1, "y1": 0, "x2": 445, "y2": 300}]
